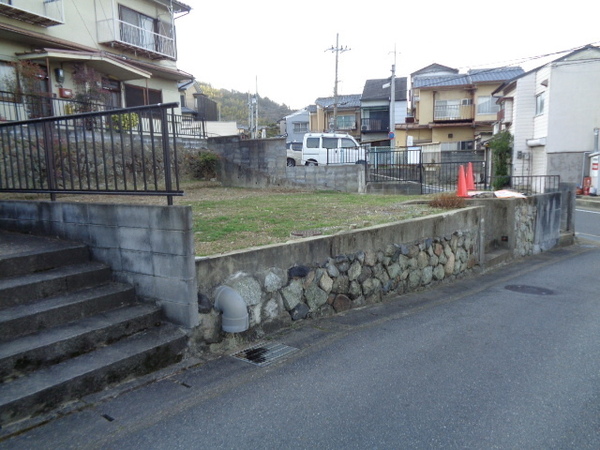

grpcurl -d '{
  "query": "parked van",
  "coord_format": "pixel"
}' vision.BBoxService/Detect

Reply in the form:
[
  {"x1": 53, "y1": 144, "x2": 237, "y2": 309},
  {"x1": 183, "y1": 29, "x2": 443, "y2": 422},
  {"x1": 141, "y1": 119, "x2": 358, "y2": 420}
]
[{"x1": 301, "y1": 132, "x2": 365, "y2": 166}]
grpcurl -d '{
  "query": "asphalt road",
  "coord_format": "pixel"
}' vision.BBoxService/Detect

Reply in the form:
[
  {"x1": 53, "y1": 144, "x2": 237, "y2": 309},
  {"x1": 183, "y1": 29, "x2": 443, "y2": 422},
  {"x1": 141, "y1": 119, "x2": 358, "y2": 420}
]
[
  {"x1": 3, "y1": 242, "x2": 600, "y2": 449},
  {"x1": 576, "y1": 207, "x2": 600, "y2": 243}
]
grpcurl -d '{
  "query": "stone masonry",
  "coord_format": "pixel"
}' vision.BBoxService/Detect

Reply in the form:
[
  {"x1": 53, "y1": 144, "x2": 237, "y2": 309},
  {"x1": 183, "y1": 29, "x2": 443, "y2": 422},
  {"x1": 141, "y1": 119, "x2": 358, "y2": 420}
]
[{"x1": 198, "y1": 230, "x2": 478, "y2": 346}]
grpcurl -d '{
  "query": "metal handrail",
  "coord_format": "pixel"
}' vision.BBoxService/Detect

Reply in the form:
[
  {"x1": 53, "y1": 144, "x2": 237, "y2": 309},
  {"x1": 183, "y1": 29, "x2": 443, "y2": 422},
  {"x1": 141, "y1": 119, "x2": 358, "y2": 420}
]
[{"x1": 0, "y1": 103, "x2": 182, "y2": 204}]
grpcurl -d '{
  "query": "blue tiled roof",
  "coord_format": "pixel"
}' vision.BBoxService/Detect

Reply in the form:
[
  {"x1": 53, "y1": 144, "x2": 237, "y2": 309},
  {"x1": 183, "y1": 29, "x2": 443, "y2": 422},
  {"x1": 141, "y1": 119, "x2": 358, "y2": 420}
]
[
  {"x1": 315, "y1": 94, "x2": 362, "y2": 108},
  {"x1": 413, "y1": 67, "x2": 524, "y2": 88}
]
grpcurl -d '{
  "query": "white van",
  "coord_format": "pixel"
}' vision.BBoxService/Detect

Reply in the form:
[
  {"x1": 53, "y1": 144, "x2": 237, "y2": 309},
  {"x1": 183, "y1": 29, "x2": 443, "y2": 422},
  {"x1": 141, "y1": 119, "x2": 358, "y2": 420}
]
[{"x1": 301, "y1": 132, "x2": 366, "y2": 166}]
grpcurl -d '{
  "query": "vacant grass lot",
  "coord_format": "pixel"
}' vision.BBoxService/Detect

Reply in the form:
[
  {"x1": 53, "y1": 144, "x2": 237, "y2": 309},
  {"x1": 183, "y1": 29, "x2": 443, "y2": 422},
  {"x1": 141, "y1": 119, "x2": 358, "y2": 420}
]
[{"x1": 1, "y1": 181, "x2": 444, "y2": 256}]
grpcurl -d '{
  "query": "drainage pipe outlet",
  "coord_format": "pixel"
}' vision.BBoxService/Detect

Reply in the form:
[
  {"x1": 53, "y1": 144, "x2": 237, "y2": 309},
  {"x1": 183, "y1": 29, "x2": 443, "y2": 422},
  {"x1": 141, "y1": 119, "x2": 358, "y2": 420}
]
[{"x1": 214, "y1": 285, "x2": 249, "y2": 333}]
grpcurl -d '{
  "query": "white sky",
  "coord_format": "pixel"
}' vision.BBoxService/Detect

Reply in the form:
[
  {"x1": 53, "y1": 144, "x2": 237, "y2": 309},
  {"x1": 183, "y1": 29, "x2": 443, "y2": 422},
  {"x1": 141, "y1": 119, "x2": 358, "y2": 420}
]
[{"x1": 176, "y1": 0, "x2": 600, "y2": 111}]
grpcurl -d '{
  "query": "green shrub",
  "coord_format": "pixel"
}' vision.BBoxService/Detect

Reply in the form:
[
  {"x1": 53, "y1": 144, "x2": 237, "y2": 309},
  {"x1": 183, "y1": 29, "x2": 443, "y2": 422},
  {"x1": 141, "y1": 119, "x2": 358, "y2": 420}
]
[
  {"x1": 111, "y1": 112, "x2": 139, "y2": 131},
  {"x1": 488, "y1": 131, "x2": 513, "y2": 190},
  {"x1": 185, "y1": 151, "x2": 220, "y2": 179}
]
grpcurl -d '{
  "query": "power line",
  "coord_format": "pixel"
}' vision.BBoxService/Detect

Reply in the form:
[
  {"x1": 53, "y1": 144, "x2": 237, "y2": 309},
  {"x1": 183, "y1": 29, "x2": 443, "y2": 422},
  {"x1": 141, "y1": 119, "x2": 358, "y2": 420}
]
[{"x1": 414, "y1": 42, "x2": 600, "y2": 90}]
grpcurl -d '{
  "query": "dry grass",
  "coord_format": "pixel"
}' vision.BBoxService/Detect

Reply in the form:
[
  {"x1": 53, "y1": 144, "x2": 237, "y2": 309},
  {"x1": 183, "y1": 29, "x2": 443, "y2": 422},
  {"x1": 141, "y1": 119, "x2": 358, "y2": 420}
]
[{"x1": 1, "y1": 180, "x2": 448, "y2": 256}]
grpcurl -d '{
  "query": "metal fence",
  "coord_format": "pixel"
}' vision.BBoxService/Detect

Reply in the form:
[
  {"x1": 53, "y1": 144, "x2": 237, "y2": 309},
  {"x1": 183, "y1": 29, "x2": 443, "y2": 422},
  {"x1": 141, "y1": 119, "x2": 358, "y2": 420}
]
[
  {"x1": 367, "y1": 147, "x2": 486, "y2": 194},
  {"x1": 0, "y1": 103, "x2": 183, "y2": 204},
  {"x1": 366, "y1": 147, "x2": 559, "y2": 196},
  {"x1": 0, "y1": 90, "x2": 206, "y2": 138},
  {"x1": 486, "y1": 174, "x2": 561, "y2": 195}
]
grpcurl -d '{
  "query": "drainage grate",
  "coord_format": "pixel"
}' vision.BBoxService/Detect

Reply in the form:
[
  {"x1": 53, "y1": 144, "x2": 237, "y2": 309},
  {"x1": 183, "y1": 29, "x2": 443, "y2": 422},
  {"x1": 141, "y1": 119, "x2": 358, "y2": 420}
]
[
  {"x1": 505, "y1": 284, "x2": 555, "y2": 296},
  {"x1": 232, "y1": 342, "x2": 299, "y2": 367}
]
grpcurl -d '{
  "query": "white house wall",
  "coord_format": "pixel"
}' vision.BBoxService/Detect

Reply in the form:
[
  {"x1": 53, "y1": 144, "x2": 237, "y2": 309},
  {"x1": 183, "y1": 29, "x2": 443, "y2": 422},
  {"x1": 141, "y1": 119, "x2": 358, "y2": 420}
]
[
  {"x1": 394, "y1": 100, "x2": 407, "y2": 125},
  {"x1": 512, "y1": 73, "x2": 536, "y2": 177},
  {"x1": 546, "y1": 59, "x2": 600, "y2": 153},
  {"x1": 532, "y1": 65, "x2": 551, "y2": 140}
]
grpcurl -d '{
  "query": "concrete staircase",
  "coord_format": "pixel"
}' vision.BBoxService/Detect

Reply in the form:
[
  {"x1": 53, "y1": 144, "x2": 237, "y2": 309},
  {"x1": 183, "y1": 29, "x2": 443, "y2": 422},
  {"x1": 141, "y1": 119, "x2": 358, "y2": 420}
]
[{"x1": 0, "y1": 230, "x2": 188, "y2": 427}]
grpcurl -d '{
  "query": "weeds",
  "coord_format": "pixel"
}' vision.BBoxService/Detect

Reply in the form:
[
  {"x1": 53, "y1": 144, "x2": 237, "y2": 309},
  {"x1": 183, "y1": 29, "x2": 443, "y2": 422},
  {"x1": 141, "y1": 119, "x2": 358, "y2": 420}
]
[{"x1": 428, "y1": 193, "x2": 466, "y2": 209}]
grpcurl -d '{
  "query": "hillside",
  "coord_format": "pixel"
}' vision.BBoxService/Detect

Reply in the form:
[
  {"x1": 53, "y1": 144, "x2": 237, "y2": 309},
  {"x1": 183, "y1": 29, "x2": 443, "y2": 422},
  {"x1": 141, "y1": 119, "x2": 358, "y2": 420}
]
[{"x1": 198, "y1": 82, "x2": 295, "y2": 133}]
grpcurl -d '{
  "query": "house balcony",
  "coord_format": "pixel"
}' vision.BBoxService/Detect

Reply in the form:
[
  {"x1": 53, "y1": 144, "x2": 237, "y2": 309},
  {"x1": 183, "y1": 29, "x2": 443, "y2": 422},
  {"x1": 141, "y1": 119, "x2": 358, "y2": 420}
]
[
  {"x1": 361, "y1": 118, "x2": 389, "y2": 133},
  {"x1": 433, "y1": 104, "x2": 474, "y2": 122},
  {"x1": 97, "y1": 19, "x2": 176, "y2": 60},
  {"x1": 0, "y1": 0, "x2": 64, "y2": 27}
]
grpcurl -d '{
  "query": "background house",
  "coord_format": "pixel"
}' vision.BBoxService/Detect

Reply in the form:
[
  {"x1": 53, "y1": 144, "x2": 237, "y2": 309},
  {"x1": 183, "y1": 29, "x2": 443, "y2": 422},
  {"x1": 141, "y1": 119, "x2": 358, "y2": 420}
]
[
  {"x1": 281, "y1": 108, "x2": 309, "y2": 146},
  {"x1": 401, "y1": 64, "x2": 524, "y2": 156},
  {"x1": 309, "y1": 94, "x2": 361, "y2": 140},
  {"x1": 360, "y1": 77, "x2": 408, "y2": 147},
  {"x1": 493, "y1": 45, "x2": 600, "y2": 187},
  {"x1": 0, "y1": 0, "x2": 192, "y2": 119}
]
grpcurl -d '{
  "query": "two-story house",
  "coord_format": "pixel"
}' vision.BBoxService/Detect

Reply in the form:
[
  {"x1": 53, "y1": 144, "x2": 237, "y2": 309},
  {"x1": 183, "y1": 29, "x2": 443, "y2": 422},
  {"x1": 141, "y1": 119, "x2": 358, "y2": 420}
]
[
  {"x1": 281, "y1": 108, "x2": 310, "y2": 147},
  {"x1": 0, "y1": 0, "x2": 192, "y2": 119},
  {"x1": 309, "y1": 94, "x2": 361, "y2": 141},
  {"x1": 360, "y1": 77, "x2": 407, "y2": 147},
  {"x1": 401, "y1": 64, "x2": 524, "y2": 155},
  {"x1": 493, "y1": 45, "x2": 600, "y2": 186}
]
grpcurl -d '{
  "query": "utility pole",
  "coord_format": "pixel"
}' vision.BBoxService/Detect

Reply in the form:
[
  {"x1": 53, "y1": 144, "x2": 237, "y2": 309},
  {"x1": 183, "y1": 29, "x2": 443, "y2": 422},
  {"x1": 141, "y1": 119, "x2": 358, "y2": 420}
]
[
  {"x1": 326, "y1": 33, "x2": 350, "y2": 132},
  {"x1": 389, "y1": 63, "x2": 396, "y2": 148}
]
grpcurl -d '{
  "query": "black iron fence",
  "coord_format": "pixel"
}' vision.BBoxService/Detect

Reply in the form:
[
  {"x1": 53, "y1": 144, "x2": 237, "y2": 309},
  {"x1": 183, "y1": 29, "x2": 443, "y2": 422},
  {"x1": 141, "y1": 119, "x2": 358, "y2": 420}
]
[
  {"x1": 486, "y1": 174, "x2": 561, "y2": 195},
  {"x1": 367, "y1": 147, "x2": 559, "y2": 195},
  {"x1": 0, "y1": 90, "x2": 206, "y2": 138},
  {"x1": 0, "y1": 103, "x2": 183, "y2": 204}
]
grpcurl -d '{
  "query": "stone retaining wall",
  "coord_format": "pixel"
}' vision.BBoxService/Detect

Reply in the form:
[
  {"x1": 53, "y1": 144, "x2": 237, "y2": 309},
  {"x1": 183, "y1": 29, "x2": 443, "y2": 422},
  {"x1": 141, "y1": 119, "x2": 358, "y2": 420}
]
[{"x1": 194, "y1": 207, "x2": 481, "y2": 348}]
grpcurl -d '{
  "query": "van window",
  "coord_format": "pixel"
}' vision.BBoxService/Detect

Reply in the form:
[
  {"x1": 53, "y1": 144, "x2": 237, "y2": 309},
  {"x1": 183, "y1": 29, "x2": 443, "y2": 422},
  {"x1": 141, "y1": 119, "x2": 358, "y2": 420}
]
[
  {"x1": 306, "y1": 137, "x2": 320, "y2": 148},
  {"x1": 322, "y1": 137, "x2": 338, "y2": 149},
  {"x1": 340, "y1": 138, "x2": 357, "y2": 148}
]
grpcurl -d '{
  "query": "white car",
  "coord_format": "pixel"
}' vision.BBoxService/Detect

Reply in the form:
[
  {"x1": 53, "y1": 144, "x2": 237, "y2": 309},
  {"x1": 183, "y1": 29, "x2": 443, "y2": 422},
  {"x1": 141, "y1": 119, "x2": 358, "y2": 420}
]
[
  {"x1": 301, "y1": 132, "x2": 365, "y2": 166},
  {"x1": 286, "y1": 142, "x2": 302, "y2": 167}
]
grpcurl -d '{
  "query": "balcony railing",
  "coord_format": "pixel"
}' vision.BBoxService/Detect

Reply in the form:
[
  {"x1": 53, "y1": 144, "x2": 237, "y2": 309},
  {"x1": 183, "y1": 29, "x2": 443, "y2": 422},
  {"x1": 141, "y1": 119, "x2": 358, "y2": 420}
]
[
  {"x1": 0, "y1": 90, "x2": 206, "y2": 139},
  {"x1": 361, "y1": 118, "x2": 389, "y2": 133},
  {"x1": 434, "y1": 104, "x2": 474, "y2": 122},
  {"x1": 97, "y1": 18, "x2": 176, "y2": 60},
  {"x1": 0, "y1": 0, "x2": 63, "y2": 26}
]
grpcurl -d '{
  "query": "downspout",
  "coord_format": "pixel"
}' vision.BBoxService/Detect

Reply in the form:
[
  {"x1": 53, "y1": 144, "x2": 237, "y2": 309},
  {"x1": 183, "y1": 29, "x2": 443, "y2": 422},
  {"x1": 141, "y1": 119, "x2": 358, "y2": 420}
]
[{"x1": 214, "y1": 286, "x2": 249, "y2": 333}]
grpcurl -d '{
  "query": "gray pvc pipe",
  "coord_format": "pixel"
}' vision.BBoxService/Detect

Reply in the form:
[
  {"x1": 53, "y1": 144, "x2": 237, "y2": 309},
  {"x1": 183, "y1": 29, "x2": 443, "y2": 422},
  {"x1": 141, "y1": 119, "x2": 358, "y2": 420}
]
[{"x1": 214, "y1": 285, "x2": 249, "y2": 333}]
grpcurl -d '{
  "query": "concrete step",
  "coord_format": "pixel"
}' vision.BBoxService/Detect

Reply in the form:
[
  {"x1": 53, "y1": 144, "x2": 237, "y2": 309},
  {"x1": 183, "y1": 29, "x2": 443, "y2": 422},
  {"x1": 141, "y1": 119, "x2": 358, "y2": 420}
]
[
  {"x1": 0, "y1": 282, "x2": 136, "y2": 343},
  {"x1": 0, "y1": 303, "x2": 164, "y2": 383},
  {"x1": 0, "y1": 262, "x2": 112, "y2": 309},
  {"x1": 0, "y1": 231, "x2": 90, "y2": 279},
  {"x1": 0, "y1": 323, "x2": 188, "y2": 426}
]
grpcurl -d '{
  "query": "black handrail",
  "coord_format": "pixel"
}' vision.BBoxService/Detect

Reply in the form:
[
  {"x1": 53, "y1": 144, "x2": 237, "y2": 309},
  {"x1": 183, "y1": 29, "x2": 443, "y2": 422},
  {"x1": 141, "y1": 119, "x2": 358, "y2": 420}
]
[{"x1": 0, "y1": 103, "x2": 183, "y2": 204}]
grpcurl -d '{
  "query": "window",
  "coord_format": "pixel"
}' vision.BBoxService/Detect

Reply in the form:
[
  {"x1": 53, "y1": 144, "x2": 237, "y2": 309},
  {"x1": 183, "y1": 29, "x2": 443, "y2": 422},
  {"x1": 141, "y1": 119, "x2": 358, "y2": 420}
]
[
  {"x1": 119, "y1": 6, "x2": 157, "y2": 52},
  {"x1": 322, "y1": 137, "x2": 338, "y2": 149},
  {"x1": 293, "y1": 121, "x2": 308, "y2": 133},
  {"x1": 476, "y1": 96, "x2": 499, "y2": 115},
  {"x1": 306, "y1": 137, "x2": 320, "y2": 148},
  {"x1": 434, "y1": 99, "x2": 460, "y2": 120},
  {"x1": 336, "y1": 115, "x2": 355, "y2": 130},
  {"x1": 340, "y1": 138, "x2": 357, "y2": 148},
  {"x1": 124, "y1": 84, "x2": 162, "y2": 107},
  {"x1": 102, "y1": 78, "x2": 121, "y2": 108},
  {"x1": 535, "y1": 92, "x2": 546, "y2": 115},
  {"x1": 0, "y1": 61, "x2": 15, "y2": 93}
]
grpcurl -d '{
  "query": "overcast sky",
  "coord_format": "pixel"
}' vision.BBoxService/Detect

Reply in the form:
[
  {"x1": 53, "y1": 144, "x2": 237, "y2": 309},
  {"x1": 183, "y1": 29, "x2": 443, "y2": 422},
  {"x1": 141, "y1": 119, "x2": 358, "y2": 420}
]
[{"x1": 176, "y1": 0, "x2": 600, "y2": 110}]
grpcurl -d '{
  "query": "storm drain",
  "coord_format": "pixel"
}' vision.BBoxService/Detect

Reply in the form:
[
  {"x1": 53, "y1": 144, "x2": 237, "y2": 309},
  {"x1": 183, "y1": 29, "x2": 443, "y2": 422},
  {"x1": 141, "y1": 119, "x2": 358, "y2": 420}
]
[
  {"x1": 505, "y1": 284, "x2": 555, "y2": 296},
  {"x1": 232, "y1": 342, "x2": 299, "y2": 367}
]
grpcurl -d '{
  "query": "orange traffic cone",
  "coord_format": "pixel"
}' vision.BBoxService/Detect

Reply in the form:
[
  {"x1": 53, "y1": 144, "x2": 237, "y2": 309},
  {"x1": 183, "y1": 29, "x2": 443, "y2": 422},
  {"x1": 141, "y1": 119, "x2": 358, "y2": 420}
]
[
  {"x1": 457, "y1": 165, "x2": 468, "y2": 198},
  {"x1": 466, "y1": 162, "x2": 475, "y2": 191}
]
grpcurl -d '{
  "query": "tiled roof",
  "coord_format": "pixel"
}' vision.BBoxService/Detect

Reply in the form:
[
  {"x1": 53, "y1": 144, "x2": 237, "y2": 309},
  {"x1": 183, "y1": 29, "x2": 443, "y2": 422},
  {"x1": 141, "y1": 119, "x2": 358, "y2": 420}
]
[
  {"x1": 413, "y1": 67, "x2": 524, "y2": 89},
  {"x1": 315, "y1": 94, "x2": 362, "y2": 108},
  {"x1": 361, "y1": 77, "x2": 407, "y2": 101}
]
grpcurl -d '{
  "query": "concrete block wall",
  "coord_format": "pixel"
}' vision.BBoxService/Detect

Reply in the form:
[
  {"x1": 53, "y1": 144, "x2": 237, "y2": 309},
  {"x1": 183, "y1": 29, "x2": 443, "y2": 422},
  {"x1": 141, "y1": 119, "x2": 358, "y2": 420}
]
[
  {"x1": 0, "y1": 201, "x2": 199, "y2": 328},
  {"x1": 207, "y1": 136, "x2": 366, "y2": 193}
]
